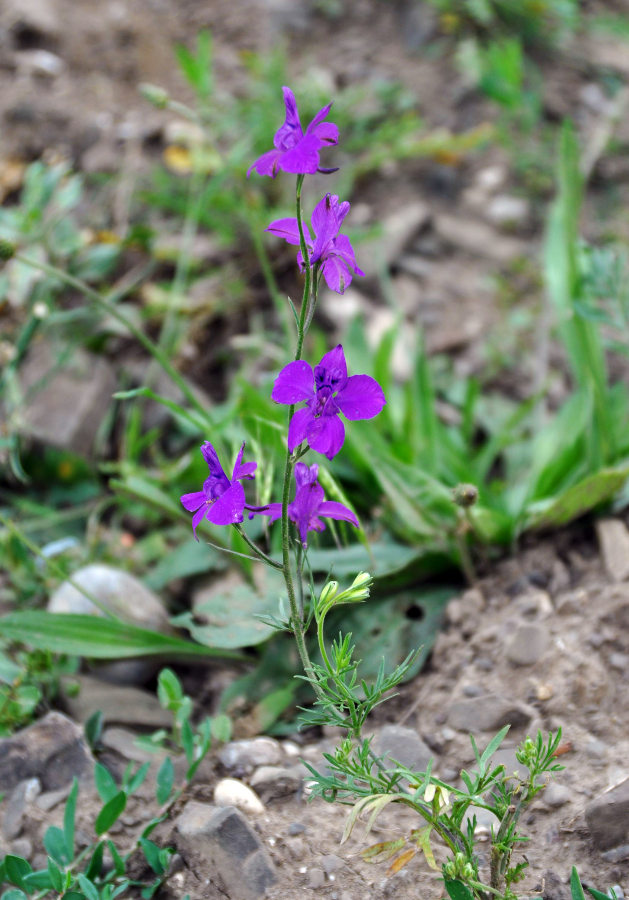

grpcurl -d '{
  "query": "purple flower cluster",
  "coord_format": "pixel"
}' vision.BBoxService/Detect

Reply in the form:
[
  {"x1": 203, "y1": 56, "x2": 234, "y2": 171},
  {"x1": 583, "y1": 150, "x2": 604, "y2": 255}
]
[{"x1": 181, "y1": 87, "x2": 386, "y2": 548}]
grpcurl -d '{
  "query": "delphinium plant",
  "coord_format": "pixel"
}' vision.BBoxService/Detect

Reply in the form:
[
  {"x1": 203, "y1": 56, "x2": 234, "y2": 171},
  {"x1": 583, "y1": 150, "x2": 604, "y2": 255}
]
[{"x1": 178, "y1": 86, "x2": 566, "y2": 900}]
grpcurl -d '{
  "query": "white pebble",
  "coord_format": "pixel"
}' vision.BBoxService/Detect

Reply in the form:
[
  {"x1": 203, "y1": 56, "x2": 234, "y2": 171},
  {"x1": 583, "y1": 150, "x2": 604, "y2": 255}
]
[{"x1": 213, "y1": 778, "x2": 264, "y2": 816}]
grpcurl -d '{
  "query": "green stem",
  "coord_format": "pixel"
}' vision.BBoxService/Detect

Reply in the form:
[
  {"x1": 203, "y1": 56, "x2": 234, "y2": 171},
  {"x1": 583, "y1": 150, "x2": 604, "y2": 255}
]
[
  {"x1": 0, "y1": 514, "x2": 118, "y2": 620},
  {"x1": 233, "y1": 525, "x2": 283, "y2": 570},
  {"x1": 14, "y1": 254, "x2": 209, "y2": 424},
  {"x1": 279, "y1": 175, "x2": 324, "y2": 701}
]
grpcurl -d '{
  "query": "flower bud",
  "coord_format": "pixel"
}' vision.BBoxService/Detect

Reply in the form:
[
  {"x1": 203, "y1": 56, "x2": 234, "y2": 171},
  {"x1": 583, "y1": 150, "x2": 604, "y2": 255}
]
[
  {"x1": 318, "y1": 580, "x2": 339, "y2": 608},
  {"x1": 452, "y1": 483, "x2": 479, "y2": 508},
  {"x1": 139, "y1": 83, "x2": 170, "y2": 109}
]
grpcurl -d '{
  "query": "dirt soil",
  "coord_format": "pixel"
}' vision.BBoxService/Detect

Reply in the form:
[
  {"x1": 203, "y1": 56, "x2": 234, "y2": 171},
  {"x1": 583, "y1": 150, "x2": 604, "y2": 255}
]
[{"x1": 2, "y1": 0, "x2": 629, "y2": 898}]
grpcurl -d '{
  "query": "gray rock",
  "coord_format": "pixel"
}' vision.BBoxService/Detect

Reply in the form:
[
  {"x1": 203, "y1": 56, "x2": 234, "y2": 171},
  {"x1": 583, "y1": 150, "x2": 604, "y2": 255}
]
[
  {"x1": 61, "y1": 675, "x2": 173, "y2": 730},
  {"x1": 435, "y1": 214, "x2": 527, "y2": 263},
  {"x1": 249, "y1": 764, "x2": 304, "y2": 801},
  {"x1": 360, "y1": 202, "x2": 431, "y2": 277},
  {"x1": 308, "y1": 868, "x2": 326, "y2": 888},
  {"x1": 10, "y1": 838, "x2": 32, "y2": 859},
  {"x1": 601, "y1": 844, "x2": 629, "y2": 862},
  {"x1": 19, "y1": 342, "x2": 115, "y2": 456},
  {"x1": 49, "y1": 565, "x2": 171, "y2": 684},
  {"x1": 0, "y1": 712, "x2": 93, "y2": 792},
  {"x1": 447, "y1": 694, "x2": 533, "y2": 733},
  {"x1": 596, "y1": 519, "x2": 629, "y2": 583},
  {"x1": 542, "y1": 783, "x2": 572, "y2": 809},
  {"x1": 542, "y1": 869, "x2": 572, "y2": 900},
  {"x1": 372, "y1": 725, "x2": 433, "y2": 773},
  {"x1": 3, "y1": 0, "x2": 60, "y2": 41},
  {"x1": 2, "y1": 777, "x2": 41, "y2": 839},
  {"x1": 218, "y1": 737, "x2": 282, "y2": 774},
  {"x1": 585, "y1": 776, "x2": 629, "y2": 848},
  {"x1": 322, "y1": 854, "x2": 346, "y2": 875},
  {"x1": 284, "y1": 836, "x2": 306, "y2": 859},
  {"x1": 505, "y1": 622, "x2": 550, "y2": 666},
  {"x1": 36, "y1": 784, "x2": 72, "y2": 811},
  {"x1": 101, "y1": 727, "x2": 169, "y2": 764},
  {"x1": 175, "y1": 802, "x2": 276, "y2": 900}
]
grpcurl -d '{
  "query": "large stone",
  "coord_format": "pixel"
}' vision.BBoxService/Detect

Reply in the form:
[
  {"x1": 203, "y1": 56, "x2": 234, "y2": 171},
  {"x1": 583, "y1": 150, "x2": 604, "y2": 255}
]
[
  {"x1": 48, "y1": 564, "x2": 171, "y2": 684},
  {"x1": 218, "y1": 737, "x2": 282, "y2": 774},
  {"x1": 19, "y1": 341, "x2": 115, "y2": 456},
  {"x1": 175, "y1": 802, "x2": 276, "y2": 900},
  {"x1": 372, "y1": 725, "x2": 434, "y2": 773},
  {"x1": 360, "y1": 202, "x2": 431, "y2": 277},
  {"x1": 596, "y1": 518, "x2": 629, "y2": 583},
  {"x1": 447, "y1": 694, "x2": 533, "y2": 733},
  {"x1": 0, "y1": 712, "x2": 93, "y2": 792},
  {"x1": 434, "y1": 214, "x2": 527, "y2": 263},
  {"x1": 61, "y1": 675, "x2": 173, "y2": 730},
  {"x1": 585, "y1": 776, "x2": 629, "y2": 849}
]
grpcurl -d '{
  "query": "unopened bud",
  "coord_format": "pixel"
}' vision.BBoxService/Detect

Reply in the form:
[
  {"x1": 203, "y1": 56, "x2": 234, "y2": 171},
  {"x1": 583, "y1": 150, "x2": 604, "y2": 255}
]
[
  {"x1": 139, "y1": 83, "x2": 170, "y2": 109},
  {"x1": 0, "y1": 238, "x2": 16, "y2": 261},
  {"x1": 318, "y1": 580, "x2": 339, "y2": 608},
  {"x1": 452, "y1": 483, "x2": 479, "y2": 508}
]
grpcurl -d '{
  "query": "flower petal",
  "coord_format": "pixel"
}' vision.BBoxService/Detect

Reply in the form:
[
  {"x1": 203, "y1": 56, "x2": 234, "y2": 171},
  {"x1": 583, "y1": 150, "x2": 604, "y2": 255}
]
[
  {"x1": 315, "y1": 344, "x2": 347, "y2": 390},
  {"x1": 247, "y1": 149, "x2": 283, "y2": 178},
  {"x1": 335, "y1": 374, "x2": 386, "y2": 421},
  {"x1": 265, "y1": 217, "x2": 308, "y2": 247},
  {"x1": 290, "y1": 481, "x2": 325, "y2": 545},
  {"x1": 294, "y1": 462, "x2": 318, "y2": 488},
  {"x1": 180, "y1": 490, "x2": 206, "y2": 512},
  {"x1": 321, "y1": 255, "x2": 353, "y2": 294},
  {"x1": 288, "y1": 407, "x2": 314, "y2": 451},
  {"x1": 201, "y1": 442, "x2": 230, "y2": 498},
  {"x1": 310, "y1": 121, "x2": 339, "y2": 146},
  {"x1": 206, "y1": 481, "x2": 246, "y2": 525},
  {"x1": 248, "y1": 502, "x2": 283, "y2": 523},
  {"x1": 271, "y1": 360, "x2": 314, "y2": 404},
  {"x1": 274, "y1": 87, "x2": 303, "y2": 151},
  {"x1": 232, "y1": 442, "x2": 257, "y2": 481},
  {"x1": 191, "y1": 504, "x2": 208, "y2": 540},
  {"x1": 317, "y1": 500, "x2": 359, "y2": 528},
  {"x1": 306, "y1": 102, "x2": 334, "y2": 134},
  {"x1": 278, "y1": 133, "x2": 322, "y2": 174},
  {"x1": 307, "y1": 412, "x2": 345, "y2": 459}
]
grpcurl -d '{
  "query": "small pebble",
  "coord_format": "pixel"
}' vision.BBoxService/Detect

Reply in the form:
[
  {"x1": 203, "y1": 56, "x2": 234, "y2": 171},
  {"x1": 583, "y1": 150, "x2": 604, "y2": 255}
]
[
  {"x1": 308, "y1": 868, "x2": 326, "y2": 888},
  {"x1": 213, "y1": 778, "x2": 264, "y2": 815},
  {"x1": 288, "y1": 822, "x2": 306, "y2": 835}
]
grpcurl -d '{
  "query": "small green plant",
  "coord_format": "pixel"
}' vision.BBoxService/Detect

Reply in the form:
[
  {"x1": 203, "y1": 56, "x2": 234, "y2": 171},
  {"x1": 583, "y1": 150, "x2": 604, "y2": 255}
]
[
  {"x1": 0, "y1": 669, "x2": 219, "y2": 899},
  {"x1": 0, "y1": 647, "x2": 78, "y2": 736},
  {"x1": 570, "y1": 866, "x2": 619, "y2": 900}
]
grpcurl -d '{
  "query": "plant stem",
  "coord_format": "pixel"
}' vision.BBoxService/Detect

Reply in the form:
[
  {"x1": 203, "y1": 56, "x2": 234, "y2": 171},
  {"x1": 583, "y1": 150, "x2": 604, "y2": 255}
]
[
  {"x1": 279, "y1": 175, "x2": 325, "y2": 701},
  {"x1": 233, "y1": 524, "x2": 283, "y2": 570},
  {"x1": 15, "y1": 253, "x2": 210, "y2": 424}
]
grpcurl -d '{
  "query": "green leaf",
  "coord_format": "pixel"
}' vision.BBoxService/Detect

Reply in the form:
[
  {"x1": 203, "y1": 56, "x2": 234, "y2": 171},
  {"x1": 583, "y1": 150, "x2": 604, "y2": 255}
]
[
  {"x1": 171, "y1": 568, "x2": 283, "y2": 649},
  {"x1": 107, "y1": 840, "x2": 125, "y2": 877},
  {"x1": 584, "y1": 888, "x2": 614, "y2": 900},
  {"x1": 4, "y1": 857, "x2": 32, "y2": 889},
  {"x1": 0, "y1": 611, "x2": 244, "y2": 660},
  {"x1": 181, "y1": 718, "x2": 194, "y2": 765},
  {"x1": 526, "y1": 464, "x2": 629, "y2": 529},
  {"x1": 444, "y1": 880, "x2": 476, "y2": 900},
  {"x1": 127, "y1": 761, "x2": 150, "y2": 794},
  {"x1": 210, "y1": 714, "x2": 232, "y2": 744},
  {"x1": 145, "y1": 539, "x2": 224, "y2": 590},
  {"x1": 156, "y1": 757, "x2": 174, "y2": 805},
  {"x1": 22, "y1": 869, "x2": 54, "y2": 892},
  {"x1": 479, "y1": 726, "x2": 510, "y2": 773},
  {"x1": 84, "y1": 710, "x2": 104, "y2": 749},
  {"x1": 63, "y1": 778, "x2": 78, "y2": 859},
  {"x1": 48, "y1": 859, "x2": 64, "y2": 892},
  {"x1": 139, "y1": 838, "x2": 171, "y2": 876},
  {"x1": 84, "y1": 842, "x2": 105, "y2": 882},
  {"x1": 43, "y1": 825, "x2": 70, "y2": 866},
  {"x1": 77, "y1": 875, "x2": 100, "y2": 900},
  {"x1": 94, "y1": 763, "x2": 119, "y2": 804},
  {"x1": 1, "y1": 891, "x2": 29, "y2": 900},
  {"x1": 570, "y1": 868, "x2": 587, "y2": 900},
  {"x1": 95, "y1": 791, "x2": 127, "y2": 836},
  {"x1": 157, "y1": 668, "x2": 183, "y2": 708}
]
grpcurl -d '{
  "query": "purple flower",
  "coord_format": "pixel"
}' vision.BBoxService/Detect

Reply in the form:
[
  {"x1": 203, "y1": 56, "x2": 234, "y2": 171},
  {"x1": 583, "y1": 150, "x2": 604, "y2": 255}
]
[
  {"x1": 266, "y1": 193, "x2": 364, "y2": 294},
  {"x1": 250, "y1": 462, "x2": 359, "y2": 547},
  {"x1": 247, "y1": 86, "x2": 338, "y2": 178},
  {"x1": 271, "y1": 344, "x2": 386, "y2": 459},
  {"x1": 181, "y1": 442, "x2": 257, "y2": 538}
]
